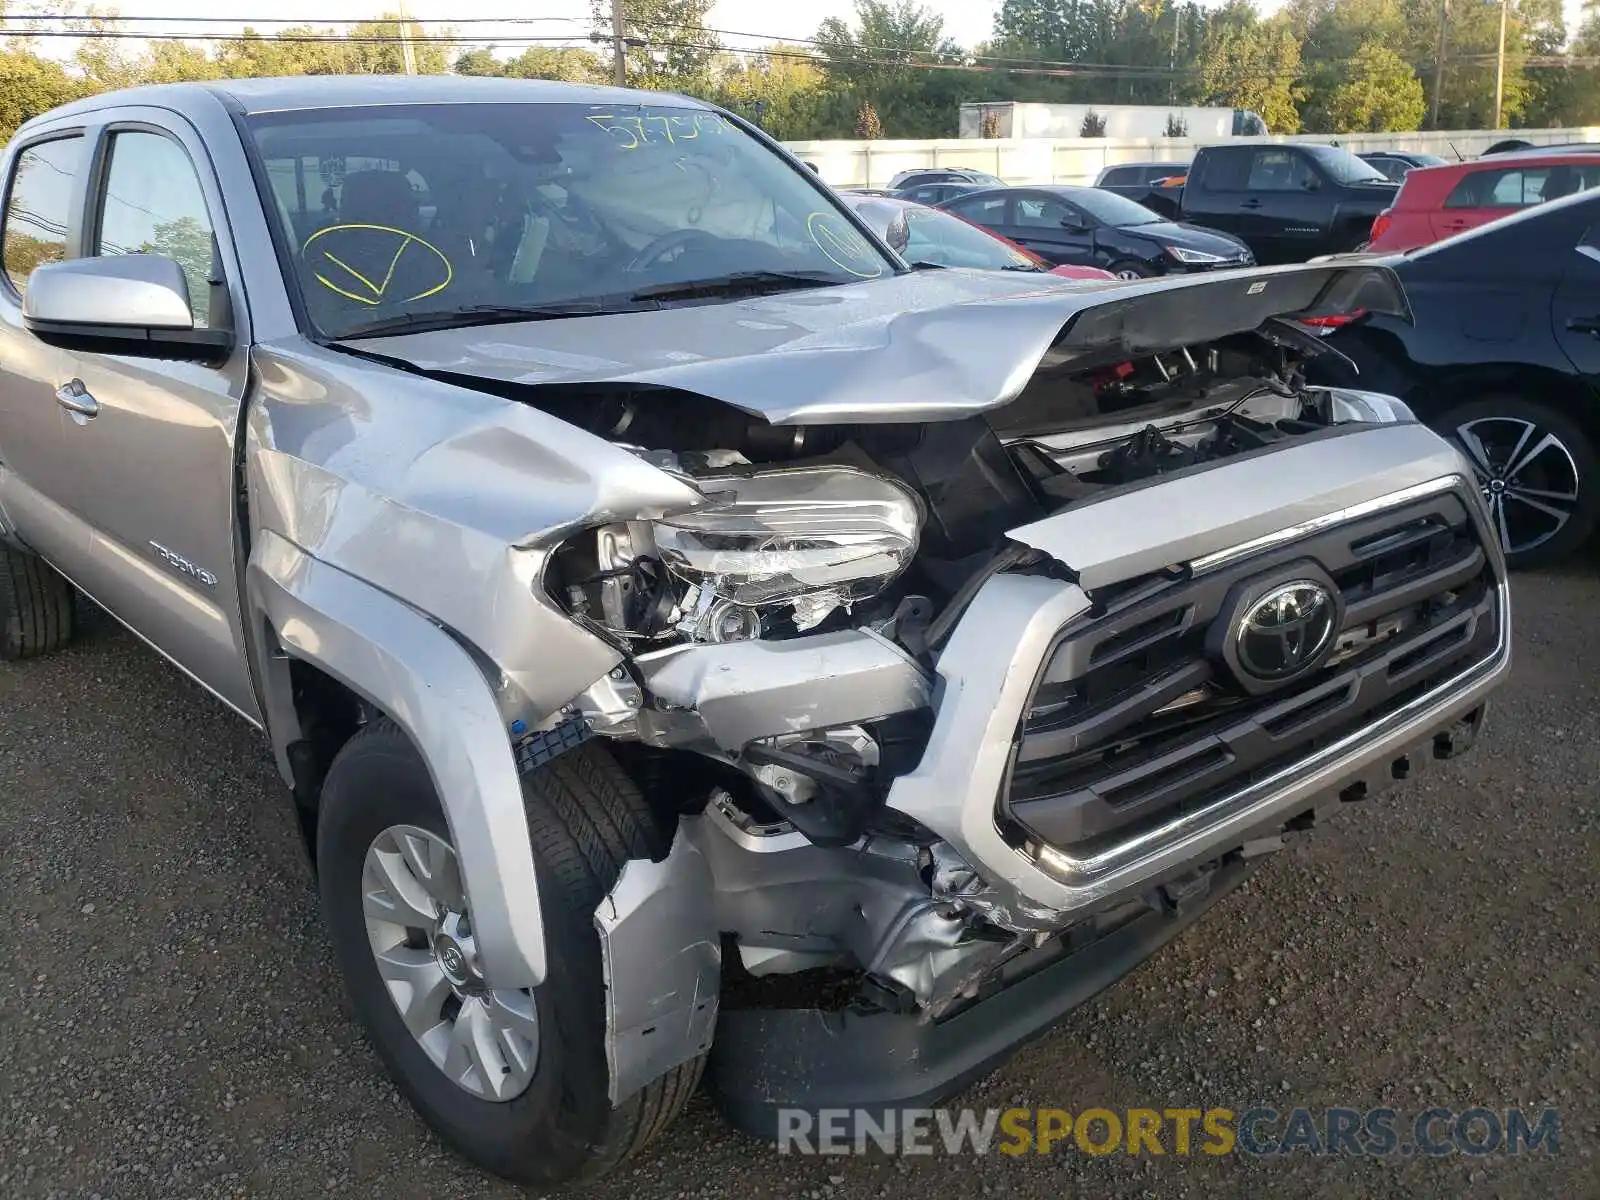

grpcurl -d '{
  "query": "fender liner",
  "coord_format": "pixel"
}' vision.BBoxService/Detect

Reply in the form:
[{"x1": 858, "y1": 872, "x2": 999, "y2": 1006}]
[{"x1": 247, "y1": 529, "x2": 546, "y2": 989}]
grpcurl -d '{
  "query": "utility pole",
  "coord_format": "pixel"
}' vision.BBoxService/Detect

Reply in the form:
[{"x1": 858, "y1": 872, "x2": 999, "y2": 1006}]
[
  {"x1": 397, "y1": 0, "x2": 417, "y2": 75},
  {"x1": 611, "y1": 0, "x2": 627, "y2": 87},
  {"x1": 1492, "y1": 0, "x2": 1509, "y2": 129},
  {"x1": 1430, "y1": 0, "x2": 1450, "y2": 129}
]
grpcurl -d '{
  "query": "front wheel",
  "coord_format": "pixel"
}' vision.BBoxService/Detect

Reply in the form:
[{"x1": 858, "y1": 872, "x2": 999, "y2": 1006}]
[
  {"x1": 316, "y1": 722, "x2": 701, "y2": 1186},
  {"x1": 1434, "y1": 396, "x2": 1598, "y2": 567},
  {"x1": 1109, "y1": 259, "x2": 1153, "y2": 280},
  {"x1": 0, "y1": 544, "x2": 75, "y2": 661}
]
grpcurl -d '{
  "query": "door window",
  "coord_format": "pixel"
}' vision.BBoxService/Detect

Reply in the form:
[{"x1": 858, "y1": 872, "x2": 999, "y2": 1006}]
[
  {"x1": 1246, "y1": 150, "x2": 1318, "y2": 192},
  {"x1": 2, "y1": 136, "x2": 84, "y2": 296},
  {"x1": 93, "y1": 130, "x2": 217, "y2": 326},
  {"x1": 1447, "y1": 165, "x2": 1600, "y2": 209},
  {"x1": 1193, "y1": 148, "x2": 1250, "y2": 191},
  {"x1": 1014, "y1": 195, "x2": 1079, "y2": 228},
  {"x1": 946, "y1": 194, "x2": 1008, "y2": 225}
]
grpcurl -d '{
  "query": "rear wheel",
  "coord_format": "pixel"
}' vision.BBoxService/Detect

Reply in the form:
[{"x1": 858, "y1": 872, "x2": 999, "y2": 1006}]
[
  {"x1": 0, "y1": 544, "x2": 75, "y2": 661},
  {"x1": 317, "y1": 722, "x2": 701, "y2": 1186},
  {"x1": 1434, "y1": 396, "x2": 1598, "y2": 567}
]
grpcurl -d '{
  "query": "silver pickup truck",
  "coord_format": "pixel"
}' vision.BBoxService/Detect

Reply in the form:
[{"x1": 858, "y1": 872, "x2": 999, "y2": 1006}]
[{"x1": 0, "y1": 77, "x2": 1509, "y2": 1186}]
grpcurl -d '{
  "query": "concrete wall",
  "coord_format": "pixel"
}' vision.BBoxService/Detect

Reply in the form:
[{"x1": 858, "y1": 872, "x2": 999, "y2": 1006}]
[{"x1": 784, "y1": 128, "x2": 1600, "y2": 190}]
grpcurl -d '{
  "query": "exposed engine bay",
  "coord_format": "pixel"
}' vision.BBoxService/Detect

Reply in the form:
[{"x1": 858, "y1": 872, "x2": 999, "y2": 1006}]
[{"x1": 547, "y1": 321, "x2": 1394, "y2": 655}]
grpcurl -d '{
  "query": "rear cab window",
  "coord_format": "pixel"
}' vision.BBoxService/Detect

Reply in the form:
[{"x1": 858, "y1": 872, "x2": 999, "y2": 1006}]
[
  {"x1": 1192, "y1": 147, "x2": 1250, "y2": 191},
  {"x1": 2, "y1": 136, "x2": 85, "y2": 296}
]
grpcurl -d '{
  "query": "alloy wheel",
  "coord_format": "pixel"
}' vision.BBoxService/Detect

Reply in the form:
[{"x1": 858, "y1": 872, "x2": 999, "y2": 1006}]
[
  {"x1": 1453, "y1": 416, "x2": 1581, "y2": 558},
  {"x1": 362, "y1": 824, "x2": 540, "y2": 1102},
  {"x1": 1114, "y1": 267, "x2": 1146, "y2": 280}
]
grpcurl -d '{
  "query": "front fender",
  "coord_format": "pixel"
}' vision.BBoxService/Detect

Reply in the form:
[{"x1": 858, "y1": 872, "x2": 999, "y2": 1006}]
[{"x1": 247, "y1": 529, "x2": 545, "y2": 989}]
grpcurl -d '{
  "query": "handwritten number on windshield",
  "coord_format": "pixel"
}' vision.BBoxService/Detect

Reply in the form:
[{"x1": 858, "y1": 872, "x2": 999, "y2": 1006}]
[{"x1": 587, "y1": 111, "x2": 734, "y2": 151}]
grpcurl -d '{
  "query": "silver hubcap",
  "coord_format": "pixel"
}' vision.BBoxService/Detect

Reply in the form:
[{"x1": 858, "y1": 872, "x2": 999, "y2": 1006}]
[
  {"x1": 362, "y1": 824, "x2": 539, "y2": 1102},
  {"x1": 1115, "y1": 267, "x2": 1144, "y2": 280},
  {"x1": 1454, "y1": 417, "x2": 1581, "y2": 557}
]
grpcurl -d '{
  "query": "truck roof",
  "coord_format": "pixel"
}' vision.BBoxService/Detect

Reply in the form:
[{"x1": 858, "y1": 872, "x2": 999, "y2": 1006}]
[{"x1": 21, "y1": 74, "x2": 708, "y2": 127}]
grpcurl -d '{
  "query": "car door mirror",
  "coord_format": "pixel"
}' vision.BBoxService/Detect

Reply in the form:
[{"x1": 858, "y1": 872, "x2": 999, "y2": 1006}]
[
  {"x1": 22, "y1": 255, "x2": 231, "y2": 359},
  {"x1": 1059, "y1": 217, "x2": 1088, "y2": 233},
  {"x1": 1301, "y1": 174, "x2": 1322, "y2": 192}
]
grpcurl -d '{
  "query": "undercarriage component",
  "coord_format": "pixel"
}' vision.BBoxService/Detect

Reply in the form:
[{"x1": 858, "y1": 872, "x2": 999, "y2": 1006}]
[{"x1": 594, "y1": 823, "x2": 721, "y2": 1105}]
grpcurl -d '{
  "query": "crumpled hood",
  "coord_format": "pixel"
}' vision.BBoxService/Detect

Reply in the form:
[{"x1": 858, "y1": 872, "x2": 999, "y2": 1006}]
[{"x1": 340, "y1": 262, "x2": 1404, "y2": 425}]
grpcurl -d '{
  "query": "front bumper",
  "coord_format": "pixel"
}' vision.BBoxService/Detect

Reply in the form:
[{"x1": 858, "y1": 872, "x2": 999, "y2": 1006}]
[{"x1": 886, "y1": 449, "x2": 1511, "y2": 933}]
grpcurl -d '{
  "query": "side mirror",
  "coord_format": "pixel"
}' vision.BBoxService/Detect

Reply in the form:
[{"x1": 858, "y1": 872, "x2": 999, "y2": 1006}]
[
  {"x1": 1302, "y1": 175, "x2": 1322, "y2": 192},
  {"x1": 1059, "y1": 217, "x2": 1088, "y2": 233},
  {"x1": 22, "y1": 255, "x2": 231, "y2": 359}
]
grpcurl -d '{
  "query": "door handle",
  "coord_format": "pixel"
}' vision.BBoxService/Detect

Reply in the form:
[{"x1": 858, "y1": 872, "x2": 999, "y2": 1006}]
[
  {"x1": 1567, "y1": 316, "x2": 1600, "y2": 337},
  {"x1": 1240, "y1": 199, "x2": 1263, "y2": 209},
  {"x1": 55, "y1": 379, "x2": 98, "y2": 418}
]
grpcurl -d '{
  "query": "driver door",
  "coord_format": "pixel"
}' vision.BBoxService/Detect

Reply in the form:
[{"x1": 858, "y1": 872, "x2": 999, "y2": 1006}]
[
  {"x1": 1007, "y1": 192, "x2": 1095, "y2": 267},
  {"x1": 44, "y1": 114, "x2": 260, "y2": 719}
]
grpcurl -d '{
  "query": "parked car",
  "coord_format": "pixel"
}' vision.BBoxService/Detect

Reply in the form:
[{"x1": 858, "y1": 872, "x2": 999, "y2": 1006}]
[
  {"x1": 0, "y1": 76, "x2": 1509, "y2": 1189},
  {"x1": 1094, "y1": 160, "x2": 1190, "y2": 216},
  {"x1": 887, "y1": 166, "x2": 1004, "y2": 190},
  {"x1": 1357, "y1": 150, "x2": 1450, "y2": 181},
  {"x1": 1366, "y1": 153, "x2": 1600, "y2": 254},
  {"x1": 1315, "y1": 188, "x2": 1600, "y2": 565},
  {"x1": 938, "y1": 184, "x2": 1253, "y2": 278},
  {"x1": 839, "y1": 193, "x2": 1116, "y2": 280},
  {"x1": 1175, "y1": 142, "x2": 1399, "y2": 263},
  {"x1": 893, "y1": 180, "x2": 987, "y2": 205}
]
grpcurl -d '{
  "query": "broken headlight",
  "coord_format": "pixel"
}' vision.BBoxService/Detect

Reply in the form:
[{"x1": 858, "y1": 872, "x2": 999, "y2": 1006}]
[{"x1": 652, "y1": 465, "x2": 922, "y2": 637}]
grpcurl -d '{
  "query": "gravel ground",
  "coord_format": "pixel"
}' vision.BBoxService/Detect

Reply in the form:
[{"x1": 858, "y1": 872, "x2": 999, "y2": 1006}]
[{"x1": 2, "y1": 559, "x2": 1596, "y2": 1200}]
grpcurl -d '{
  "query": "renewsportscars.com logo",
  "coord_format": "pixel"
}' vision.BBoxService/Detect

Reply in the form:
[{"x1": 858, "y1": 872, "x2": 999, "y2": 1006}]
[{"x1": 776, "y1": 1106, "x2": 1562, "y2": 1158}]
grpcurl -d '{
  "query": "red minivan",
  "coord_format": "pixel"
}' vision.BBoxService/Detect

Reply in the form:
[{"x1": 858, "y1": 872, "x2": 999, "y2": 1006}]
[{"x1": 1366, "y1": 152, "x2": 1600, "y2": 252}]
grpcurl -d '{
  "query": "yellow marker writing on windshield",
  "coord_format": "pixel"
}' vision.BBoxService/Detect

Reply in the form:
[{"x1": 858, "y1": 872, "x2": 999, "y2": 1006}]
[{"x1": 303, "y1": 224, "x2": 453, "y2": 306}]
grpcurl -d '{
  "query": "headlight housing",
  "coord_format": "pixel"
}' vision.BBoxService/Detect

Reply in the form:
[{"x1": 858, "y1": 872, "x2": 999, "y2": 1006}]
[
  {"x1": 652, "y1": 465, "x2": 922, "y2": 635},
  {"x1": 1164, "y1": 244, "x2": 1230, "y2": 265}
]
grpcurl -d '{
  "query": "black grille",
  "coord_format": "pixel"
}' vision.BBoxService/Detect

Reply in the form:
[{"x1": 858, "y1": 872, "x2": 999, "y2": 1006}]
[{"x1": 1002, "y1": 489, "x2": 1501, "y2": 854}]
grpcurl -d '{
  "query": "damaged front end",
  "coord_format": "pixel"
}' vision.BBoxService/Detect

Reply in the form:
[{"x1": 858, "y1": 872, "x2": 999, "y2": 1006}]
[{"x1": 333, "y1": 262, "x2": 1506, "y2": 1129}]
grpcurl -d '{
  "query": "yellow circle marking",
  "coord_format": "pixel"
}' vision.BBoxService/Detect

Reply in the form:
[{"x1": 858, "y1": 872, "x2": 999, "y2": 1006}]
[
  {"x1": 806, "y1": 212, "x2": 886, "y2": 279},
  {"x1": 302, "y1": 223, "x2": 453, "y2": 306}
]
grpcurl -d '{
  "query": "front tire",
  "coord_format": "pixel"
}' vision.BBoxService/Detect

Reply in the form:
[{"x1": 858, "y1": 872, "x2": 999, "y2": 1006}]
[
  {"x1": 0, "y1": 544, "x2": 75, "y2": 661},
  {"x1": 1109, "y1": 259, "x2": 1154, "y2": 280},
  {"x1": 317, "y1": 722, "x2": 701, "y2": 1186},
  {"x1": 1433, "y1": 396, "x2": 1597, "y2": 567}
]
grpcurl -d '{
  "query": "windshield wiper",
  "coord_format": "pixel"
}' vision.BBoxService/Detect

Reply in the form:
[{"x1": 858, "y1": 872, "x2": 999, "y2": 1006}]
[
  {"x1": 628, "y1": 270, "x2": 845, "y2": 302},
  {"x1": 336, "y1": 302, "x2": 643, "y2": 339}
]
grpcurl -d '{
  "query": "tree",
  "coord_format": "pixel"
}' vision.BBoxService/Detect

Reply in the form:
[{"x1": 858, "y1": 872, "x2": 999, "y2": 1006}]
[
  {"x1": 855, "y1": 99, "x2": 884, "y2": 138},
  {"x1": 712, "y1": 46, "x2": 832, "y2": 140},
  {"x1": 1080, "y1": 108, "x2": 1107, "y2": 135},
  {"x1": 590, "y1": 0, "x2": 720, "y2": 91},
  {"x1": 1326, "y1": 38, "x2": 1426, "y2": 130},
  {"x1": 814, "y1": 1, "x2": 967, "y2": 137},
  {"x1": 1164, "y1": 113, "x2": 1189, "y2": 136},
  {"x1": 0, "y1": 41, "x2": 79, "y2": 146},
  {"x1": 1199, "y1": 3, "x2": 1304, "y2": 132},
  {"x1": 980, "y1": 107, "x2": 1003, "y2": 137},
  {"x1": 456, "y1": 46, "x2": 607, "y2": 83},
  {"x1": 993, "y1": 0, "x2": 1213, "y2": 106}
]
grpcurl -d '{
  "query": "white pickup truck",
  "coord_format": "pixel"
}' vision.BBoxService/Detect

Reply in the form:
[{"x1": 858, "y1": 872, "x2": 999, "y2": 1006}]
[{"x1": 0, "y1": 75, "x2": 1509, "y2": 1186}]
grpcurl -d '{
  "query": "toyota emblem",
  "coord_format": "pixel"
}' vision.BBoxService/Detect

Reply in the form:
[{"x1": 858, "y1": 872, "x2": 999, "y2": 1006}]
[{"x1": 1234, "y1": 581, "x2": 1337, "y2": 682}]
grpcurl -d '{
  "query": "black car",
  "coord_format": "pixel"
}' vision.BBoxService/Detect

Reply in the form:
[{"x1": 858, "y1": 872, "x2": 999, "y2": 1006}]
[
  {"x1": 1358, "y1": 150, "x2": 1450, "y2": 181},
  {"x1": 938, "y1": 185, "x2": 1252, "y2": 278},
  {"x1": 1312, "y1": 190, "x2": 1600, "y2": 565}
]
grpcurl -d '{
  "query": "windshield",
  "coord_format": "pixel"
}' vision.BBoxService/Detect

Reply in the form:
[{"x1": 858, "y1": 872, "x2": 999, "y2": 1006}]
[
  {"x1": 1303, "y1": 144, "x2": 1391, "y2": 185},
  {"x1": 243, "y1": 102, "x2": 896, "y2": 338},
  {"x1": 1068, "y1": 188, "x2": 1164, "y2": 226},
  {"x1": 862, "y1": 201, "x2": 1041, "y2": 270}
]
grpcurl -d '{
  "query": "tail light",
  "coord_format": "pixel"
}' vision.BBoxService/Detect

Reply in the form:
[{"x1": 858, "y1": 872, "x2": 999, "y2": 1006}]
[
  {"x1": 1370, "y1": 209, "x2": 1394, "y2": 243},
  {"x1": 1298, "y1": 308, "x2": 1368, "y2": 329}
]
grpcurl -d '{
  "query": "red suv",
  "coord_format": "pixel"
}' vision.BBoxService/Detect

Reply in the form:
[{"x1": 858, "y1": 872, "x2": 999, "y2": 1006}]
[{"x1": 1366, "y1": 152, "x2": 1600, "y2": 252}]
